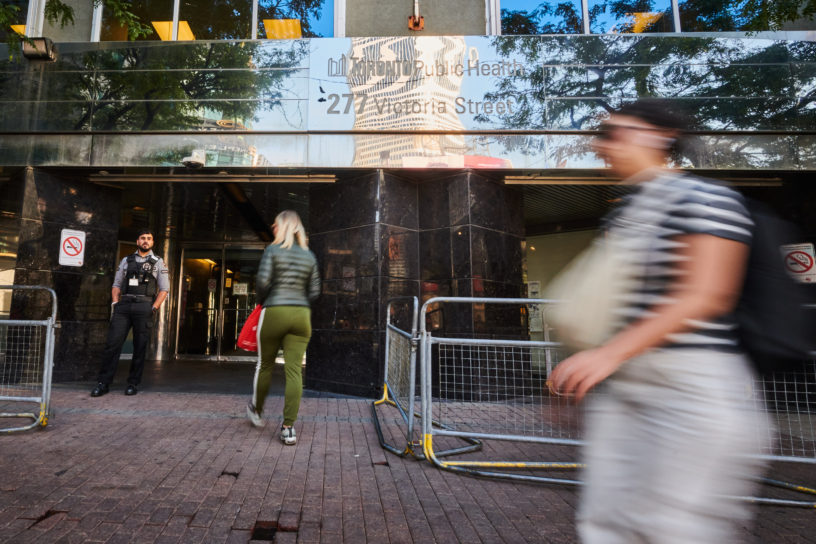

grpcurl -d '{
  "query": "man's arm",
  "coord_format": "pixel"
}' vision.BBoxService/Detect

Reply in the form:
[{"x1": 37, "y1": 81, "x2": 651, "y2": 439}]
[
  {"x1": 152, "y1": 290, "x2": 168, "y2": 311},
  {"x1": 111, "y1": 286, "x2": 121, "y2": 303}
]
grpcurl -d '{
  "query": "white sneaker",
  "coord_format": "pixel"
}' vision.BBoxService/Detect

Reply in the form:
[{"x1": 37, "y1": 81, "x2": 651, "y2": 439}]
[
  {"x1": 280, "y1": 426, "x2": 296, "y2": 445},
  {"x1": 246, "y1": 403, "x2": 264, "y2": 428}
]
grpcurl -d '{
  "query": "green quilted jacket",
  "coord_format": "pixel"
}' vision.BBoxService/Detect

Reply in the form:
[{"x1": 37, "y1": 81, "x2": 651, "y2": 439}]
[{"x1": 256, "y1": 243, "x2": 321, "y2": 307}]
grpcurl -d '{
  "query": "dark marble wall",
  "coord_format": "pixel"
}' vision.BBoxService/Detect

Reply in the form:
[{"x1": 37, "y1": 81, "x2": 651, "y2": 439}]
[
  {"x1": 13, "y1": 168, "x2": 121, "y2": 381},
  {"x1": 307, "y1": 170, "x2": 420, "y2": 397},
  {"x1": 306, "y1": 169, "x2": 526, "y2": 397},
  {"x1": 418, "y1": 170, "x2": 526, "y2": 337}
]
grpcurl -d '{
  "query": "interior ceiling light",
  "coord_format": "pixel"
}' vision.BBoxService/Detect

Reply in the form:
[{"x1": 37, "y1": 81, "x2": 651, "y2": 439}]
[
  {"x1": 263, "y1": 19, "x2": 302, "y2": 39},
  {"x1": 151, "y1": 20, "x2": 195, "y2": 41},
  {"x1": 505, "y1": 175, "x2": 782, "y2": 187},
  {"x1": 504, "y1": 176, "x2": 620, "y2": 185},
  {"x1": 89, "y1": 173, "x2": 336, "y2": 183}
]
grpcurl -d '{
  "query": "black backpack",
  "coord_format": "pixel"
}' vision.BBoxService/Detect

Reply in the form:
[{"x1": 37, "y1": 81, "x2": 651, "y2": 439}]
[{"x1": 736, "y1": 200, "x2": 816, "y2": 376}]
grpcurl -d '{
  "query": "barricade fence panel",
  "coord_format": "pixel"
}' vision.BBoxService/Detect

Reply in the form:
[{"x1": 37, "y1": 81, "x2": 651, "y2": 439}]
[
  {"x1": 434, "y1": 342, "x2": 582, "y2": 441},
  {"x1": 416, "y1": 298, "x2": 816, "y2": 501},
  {"x1": 0, "y1": 286, "x2": 57, "y2": 433},
  {"x1": 372, "y1": 297, "x2": 423, "y2": 457},
  {"x1": 757, "y1": 363, "x2": 816, "y2": 461},
  {"x1": 385, "y1": 326, "x2": 415, "y2": 419}
]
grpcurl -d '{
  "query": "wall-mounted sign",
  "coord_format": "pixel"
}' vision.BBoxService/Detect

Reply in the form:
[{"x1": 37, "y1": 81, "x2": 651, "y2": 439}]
[
  {"x1": 59, "y1": 229, "x2": 85, "y2": 267},
  {"x1": 233, "y1": 282, "x2": 248, "y2": 295},
  {"x1": 781, "y1": 243, "x2": 816, "y2": 283}
]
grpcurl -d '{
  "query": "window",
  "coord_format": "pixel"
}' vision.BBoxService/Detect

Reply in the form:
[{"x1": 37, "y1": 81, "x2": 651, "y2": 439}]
[
  {"x1": 101, "y1": 0, "x2": 173, "y2": 41},
  {"x1": 258, "y1": 0, "x2": 333, "y2": 38},
  {"x1": 2, "y1": 0, "x2": 29, "y2": 39},
  {"x1": 180, "y1": 0, "x2": 252, "y2": 40},
  {"x1": 588, "y1": 0, "x2": 674, "y2": 33},
  {"x1": 501, "y1": 1, "x2": 583, "y2": 34}
]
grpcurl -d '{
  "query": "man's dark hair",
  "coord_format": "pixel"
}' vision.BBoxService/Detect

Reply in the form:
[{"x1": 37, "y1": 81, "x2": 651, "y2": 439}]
[
  {"x1": 615, "y1": 99, "x2": 690, "y2": 132},
  {"x1": 136, "y1": 228, "x2": 154, "y2": 239}
]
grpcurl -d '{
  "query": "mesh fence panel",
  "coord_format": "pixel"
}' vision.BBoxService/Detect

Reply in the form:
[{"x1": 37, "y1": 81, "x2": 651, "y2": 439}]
[
  {"x1": 758, "y1": 362, "x2": 816, "y2": 460},
  {"x1": 434, "y1": 343, "x2": 584, "y2": 441},
  {"x1": 385, "y1": 327, "x2": 414, "y2": 418},
  {"x1": 432, "y1": 341, "x2": 816, "y2": 463},
  {"x1": 0, "y1": 324, "x2": 45, "y2": 399}
]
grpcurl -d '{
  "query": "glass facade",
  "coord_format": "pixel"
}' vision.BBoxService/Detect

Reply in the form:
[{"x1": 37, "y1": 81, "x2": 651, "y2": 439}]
[
  {"x1": 1, "y1": 0, "x2": 29, "y2": 39},
  {"x1": 501, "y1": 0, "x2": 583, "y2": 34},
  {"x1": 500, "y1": 0, "x2": 816, "y2": 34},
  {"x1": 100, "y1": 0, "x2": 173, "y2": 41},
  {"x1": 180, "y1": 0, "x2": 252, "y2": 40},
  {"x1": 588, "y1": 0, "x2": 673, "y2": 33},
  {"x1": 1, "y1": 35, "x2": 813, "y2": 171},
  {"x1": 258, "y1": 0, "x2": 334, "y2": 38},
  {"x1": 98, "y1": 0, "x2": 333, "y2": 41}
]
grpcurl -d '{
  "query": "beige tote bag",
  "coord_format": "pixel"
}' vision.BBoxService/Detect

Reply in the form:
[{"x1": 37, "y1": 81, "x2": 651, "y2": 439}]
[{"x1": 543, "y1": 235, "x2": 636, "y2": 351}]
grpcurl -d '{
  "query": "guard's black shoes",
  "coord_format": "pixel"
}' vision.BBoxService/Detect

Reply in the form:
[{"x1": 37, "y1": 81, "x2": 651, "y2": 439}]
[
  {"x1": 90, "y1": 383, "x2": 109, "y2": 397},
  {"x1": 124, "y1": 384, "x2": 138, "y2": 396}
]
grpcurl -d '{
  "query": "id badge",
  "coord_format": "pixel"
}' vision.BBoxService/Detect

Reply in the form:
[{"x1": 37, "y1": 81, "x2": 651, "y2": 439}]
[{"x1": 129, "y1": 278, "x2": 139, "y2": 287}]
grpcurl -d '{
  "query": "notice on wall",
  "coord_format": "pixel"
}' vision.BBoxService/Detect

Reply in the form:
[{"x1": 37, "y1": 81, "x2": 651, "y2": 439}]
[
  {"x1": 233, "y1": 282, "x2": 248, "y2": 295},
  {"x1": 781, "y1": 243, "x2": 816, "y2": 283},
  {"x1": 58, "y1": 229, "x2": 85, "y2": 267},
  {"x1": 527, "y1": 280, "x2": 543, "y2": 332}
]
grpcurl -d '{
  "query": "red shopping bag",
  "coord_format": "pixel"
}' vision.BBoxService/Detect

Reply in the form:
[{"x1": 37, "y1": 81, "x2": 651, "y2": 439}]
[{"x1": 237, "y1": 305, "x2": 262, "y2": 352}]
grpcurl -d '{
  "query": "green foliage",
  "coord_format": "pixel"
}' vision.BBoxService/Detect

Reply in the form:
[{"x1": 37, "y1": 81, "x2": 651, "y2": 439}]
[{"x1": 99, "y1": 0, "x2": 152, "y2": 40}]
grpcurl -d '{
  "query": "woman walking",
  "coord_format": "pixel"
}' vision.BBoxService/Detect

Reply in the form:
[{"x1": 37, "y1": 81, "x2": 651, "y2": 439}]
[
  {"x1": 247, "y1": 210, "x2": 321, "y2": 445},
  {"x1": 549, "y1": 100, "x2": 769, "y2": 543}
]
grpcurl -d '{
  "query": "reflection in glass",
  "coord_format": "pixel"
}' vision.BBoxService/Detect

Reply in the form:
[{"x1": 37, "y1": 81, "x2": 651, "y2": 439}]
[
  {"x1": 588, "y1": 0, "x2": 673, "y2": 33},
  {"x1": 1, "y1": 0, "x2": 28, "y2": 40},
  {"x1": 180, "y1": 0, "x2": 252, "y2": 40},
  {"x1": 676, "y1": 0, "x2": 795, "y2": 32},
  {"x1": 258, "y1": 0, "x2": 332, "y2": 38},
  {"x1": 43, "y1": 0, "x2": 95, "y2": 41},
  {"x1": 101, "y1": 0, "x2": 172, "y2": 41},
  {"x1": 501, "y1": 0, "x2": 582, "y2": 34}
]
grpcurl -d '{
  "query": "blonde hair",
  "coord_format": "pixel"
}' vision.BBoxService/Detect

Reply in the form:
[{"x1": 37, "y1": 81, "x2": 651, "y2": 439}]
[{"x1": 272, "y1": 210, "x2": 308, "y2": 250}]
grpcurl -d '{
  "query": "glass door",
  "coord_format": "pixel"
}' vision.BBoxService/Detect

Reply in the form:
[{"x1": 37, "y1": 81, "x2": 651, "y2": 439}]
[
  {"x1": 220, "y1": 248, "x2": 263, "y2": 357},
  {"x1": 176, "y1": 246, "x2": 263, "y2": 360}
]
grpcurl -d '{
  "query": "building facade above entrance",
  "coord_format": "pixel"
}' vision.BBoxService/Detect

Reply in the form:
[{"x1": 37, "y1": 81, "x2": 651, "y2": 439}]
[{"x1": 1, "y1": 34, "x2": 815, "y2": 171}]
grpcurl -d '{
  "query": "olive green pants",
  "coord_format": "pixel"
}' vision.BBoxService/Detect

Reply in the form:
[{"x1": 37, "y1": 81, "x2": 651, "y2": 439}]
[{"x1": 251, "y1": 306, "x2": 311, "y2": 426}]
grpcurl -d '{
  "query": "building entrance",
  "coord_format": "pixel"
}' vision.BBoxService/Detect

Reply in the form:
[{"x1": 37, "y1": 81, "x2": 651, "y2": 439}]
[{"x1": 176, "y1": 246, "x2": 264, "y2": 361}]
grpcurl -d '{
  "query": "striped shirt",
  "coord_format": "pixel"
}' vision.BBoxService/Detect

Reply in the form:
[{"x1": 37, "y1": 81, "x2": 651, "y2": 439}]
[{"x1": 605, "y1": 171, "x2": 753, "y2": 350}]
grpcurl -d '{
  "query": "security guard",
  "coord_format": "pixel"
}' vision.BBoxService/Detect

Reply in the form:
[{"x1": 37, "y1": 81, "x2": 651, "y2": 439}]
[{"x1": 91, "y1": 229, "x2": 169, "y2": 397}]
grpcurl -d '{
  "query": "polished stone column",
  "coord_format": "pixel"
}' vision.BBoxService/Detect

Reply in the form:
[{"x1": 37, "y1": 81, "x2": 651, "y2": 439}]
[
  {"x1": 12, "y1": 168, "x2": 121, "y2": 382},
  {"x1": 418, "y1": 170, "x2": 525, "y2": 335},
  {"x1": 307, "y1": 170, "x2": 420, "y2": 397},
  {"x1": 306, "y1": 169, "x2": 525, "y2": 398}
]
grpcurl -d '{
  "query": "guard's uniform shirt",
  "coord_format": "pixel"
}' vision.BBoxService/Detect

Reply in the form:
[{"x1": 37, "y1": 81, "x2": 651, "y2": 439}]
[{"x1": 97, "y1": 251, "x2": 170, "y2": 386}]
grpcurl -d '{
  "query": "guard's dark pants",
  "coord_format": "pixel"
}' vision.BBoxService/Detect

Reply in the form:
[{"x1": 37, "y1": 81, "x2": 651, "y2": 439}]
[{"x1": 97, "y1": 299, "x2": 153, "y2": 386}]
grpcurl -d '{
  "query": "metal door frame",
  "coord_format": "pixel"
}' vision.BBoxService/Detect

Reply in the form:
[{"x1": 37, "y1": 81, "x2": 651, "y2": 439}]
[{"x1": 174, "y1": 243, "x2": 264, "y2": 361}]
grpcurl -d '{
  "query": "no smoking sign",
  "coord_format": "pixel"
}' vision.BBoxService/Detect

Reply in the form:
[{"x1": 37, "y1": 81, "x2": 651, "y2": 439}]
[
  {"x1": 781, "y1": 243, "x2": 816, "y2": 283},
  {"x1": 59, "y1": 229, "x2": 86, "y2": 267}
]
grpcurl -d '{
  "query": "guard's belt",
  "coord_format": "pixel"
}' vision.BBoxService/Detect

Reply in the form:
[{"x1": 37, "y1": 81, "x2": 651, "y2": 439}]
[{"x1": 120, "y1": 295, "x2": 153, "y2": 302}]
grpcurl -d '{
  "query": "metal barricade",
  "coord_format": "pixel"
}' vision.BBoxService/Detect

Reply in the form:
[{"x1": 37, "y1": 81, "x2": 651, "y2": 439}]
[
  {"x1": 372, "y1": 296, "x2": 421, "y2": 457},
  {"x1": 419, "y1": 297, "x2": 582, "y2": 484},
  {"x1": 0, "y1": 285, "x2": 57, "y2": 433},
  {"x1": 418, "y1": 297, "x2": 816, "y2": 506},
  {"x1": 372, "y1": 296, "x2": 481, "y2": 459}
]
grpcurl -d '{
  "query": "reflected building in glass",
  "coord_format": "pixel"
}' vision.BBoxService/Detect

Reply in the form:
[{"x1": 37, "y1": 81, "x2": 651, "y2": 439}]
[{"x1": 0, "y1": 0, "x2": 814, "y2": 397}]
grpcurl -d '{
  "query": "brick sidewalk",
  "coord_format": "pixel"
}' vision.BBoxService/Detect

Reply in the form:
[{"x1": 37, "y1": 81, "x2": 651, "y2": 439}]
[{"x1": 1, "y1": 388, "x2": 814, "y2": 543}]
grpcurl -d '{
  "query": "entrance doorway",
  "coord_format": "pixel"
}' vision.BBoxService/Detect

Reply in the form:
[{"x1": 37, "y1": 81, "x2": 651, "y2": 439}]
[{"x1": 176, "y1": 246, "x2": 264, "y2": 360}]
